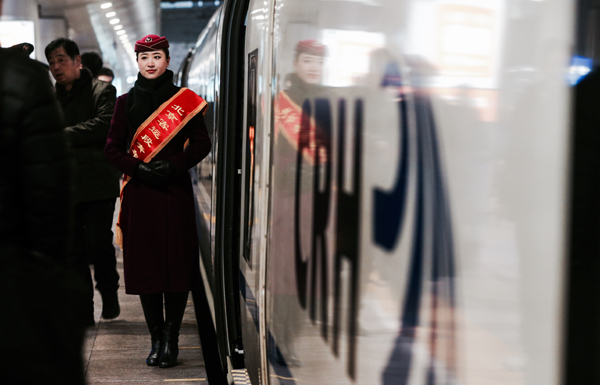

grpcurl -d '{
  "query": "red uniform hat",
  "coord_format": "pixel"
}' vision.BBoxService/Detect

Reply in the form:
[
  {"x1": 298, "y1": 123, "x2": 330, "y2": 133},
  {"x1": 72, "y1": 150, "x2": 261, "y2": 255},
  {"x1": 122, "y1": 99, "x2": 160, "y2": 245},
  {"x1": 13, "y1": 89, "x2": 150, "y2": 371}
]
[
  {"x1": 135, "y1": 34, "x2": 169, "y2": 52},
  {"x1": 295, "y1": 40, "x2": 326, "y2": 56}
]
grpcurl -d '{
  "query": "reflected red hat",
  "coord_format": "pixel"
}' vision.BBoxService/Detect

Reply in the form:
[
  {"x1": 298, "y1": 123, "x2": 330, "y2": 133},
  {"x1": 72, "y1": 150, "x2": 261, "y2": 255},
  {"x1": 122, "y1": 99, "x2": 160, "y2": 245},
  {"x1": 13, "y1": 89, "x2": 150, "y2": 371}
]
[
  {"x1": 135, "y1": 34, "x2": 169, "y2": 52},
  {"x1": 295, "y1": 40, "x2": 326, "y2": 56}
]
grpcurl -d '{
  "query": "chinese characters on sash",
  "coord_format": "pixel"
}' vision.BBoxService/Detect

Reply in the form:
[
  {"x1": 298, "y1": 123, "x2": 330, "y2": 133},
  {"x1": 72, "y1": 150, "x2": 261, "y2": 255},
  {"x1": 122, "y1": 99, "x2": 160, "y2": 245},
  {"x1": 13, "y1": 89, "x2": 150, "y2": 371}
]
[{"x1": 128, "y1": 90, "x2": 201, "y2": 163}]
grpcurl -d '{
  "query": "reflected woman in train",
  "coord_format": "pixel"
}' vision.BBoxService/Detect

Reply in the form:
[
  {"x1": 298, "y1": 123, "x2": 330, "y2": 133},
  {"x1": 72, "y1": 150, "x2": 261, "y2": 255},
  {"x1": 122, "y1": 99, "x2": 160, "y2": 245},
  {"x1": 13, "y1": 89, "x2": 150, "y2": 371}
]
[
  {"x1": 282, "y1": 39, "x2": 328, "y2": 106},
  {"x1": 104, "y1": 34, "x2": 211, "y2": 368}
]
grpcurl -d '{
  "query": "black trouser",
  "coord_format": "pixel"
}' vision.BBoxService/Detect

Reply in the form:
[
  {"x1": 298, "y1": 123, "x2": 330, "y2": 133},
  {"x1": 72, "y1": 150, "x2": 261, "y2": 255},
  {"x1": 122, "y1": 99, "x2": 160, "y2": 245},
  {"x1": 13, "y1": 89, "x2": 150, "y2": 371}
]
[{"x1": 71, "y1": 198, "x2": 120, "y2": 321}]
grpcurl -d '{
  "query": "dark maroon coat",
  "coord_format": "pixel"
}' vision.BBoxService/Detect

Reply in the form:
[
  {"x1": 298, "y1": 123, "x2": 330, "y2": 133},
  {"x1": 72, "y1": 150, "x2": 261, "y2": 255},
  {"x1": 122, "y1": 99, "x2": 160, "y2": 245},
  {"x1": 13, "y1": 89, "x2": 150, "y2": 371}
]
[{"x1": 105, "y1": 93, "x2": 211, "y2": 294}]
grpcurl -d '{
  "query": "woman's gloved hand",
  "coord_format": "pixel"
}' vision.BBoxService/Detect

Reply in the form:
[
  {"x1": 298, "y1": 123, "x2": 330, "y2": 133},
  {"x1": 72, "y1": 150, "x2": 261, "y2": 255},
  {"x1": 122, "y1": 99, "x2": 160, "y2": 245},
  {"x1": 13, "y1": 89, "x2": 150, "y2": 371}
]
[
  {"x1": 134, "y1": 160, "x2": 176, "y2": 187},
  {"x1": 150, "y1": 159, "x2": 176, "y2": 179}
]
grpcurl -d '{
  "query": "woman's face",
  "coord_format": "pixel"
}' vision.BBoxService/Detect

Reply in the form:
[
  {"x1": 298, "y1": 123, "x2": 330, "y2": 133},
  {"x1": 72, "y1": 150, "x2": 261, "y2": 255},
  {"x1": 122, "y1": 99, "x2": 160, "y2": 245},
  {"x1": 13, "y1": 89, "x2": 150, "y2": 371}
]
[
  {"x1": 137, "y1": 50, "x2": 170, "y2": 79},
  {"x1": 294, "y1": 53, "x2": 324, "y2": 84}
]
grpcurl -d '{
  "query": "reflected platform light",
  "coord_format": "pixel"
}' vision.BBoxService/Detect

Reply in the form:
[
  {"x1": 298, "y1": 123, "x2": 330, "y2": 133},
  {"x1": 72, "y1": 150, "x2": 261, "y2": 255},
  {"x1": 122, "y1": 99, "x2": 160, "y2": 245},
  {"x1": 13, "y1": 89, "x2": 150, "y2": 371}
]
[
  {"x1": 110, "y1": 18, "x2": 120, "y2": 24},
  {"x1": 215, "y1": 0, "x2": 220, "y2": 5},
  {"x1": 161, "y1": 1, "x2": 193, "y2": 8},
  {"x1": 105, "y1": 11, "x2": 116, "y2": 18},
  {"x1": 198, "y1": 1, "x2": 203, "y2": 5},
  {"x1": 116, "y1": 30, "x2": 126, "y2": 36},
  {"x1": 569, "y1": 55, "x2": 592, "y2": 85},
  {"x1": 100, "y1": 2, "x2": 112, "y2": 9},
  {"x1": 114, "y1": 25, "x2": 123, "y2": 30}
]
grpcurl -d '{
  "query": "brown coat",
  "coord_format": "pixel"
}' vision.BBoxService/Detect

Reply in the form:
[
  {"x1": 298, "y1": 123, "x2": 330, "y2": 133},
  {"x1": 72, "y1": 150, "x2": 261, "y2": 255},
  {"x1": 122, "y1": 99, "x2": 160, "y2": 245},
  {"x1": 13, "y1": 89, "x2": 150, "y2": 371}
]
[{"x1": 105, "y1": 93, "x2": 211, "y2": 294}]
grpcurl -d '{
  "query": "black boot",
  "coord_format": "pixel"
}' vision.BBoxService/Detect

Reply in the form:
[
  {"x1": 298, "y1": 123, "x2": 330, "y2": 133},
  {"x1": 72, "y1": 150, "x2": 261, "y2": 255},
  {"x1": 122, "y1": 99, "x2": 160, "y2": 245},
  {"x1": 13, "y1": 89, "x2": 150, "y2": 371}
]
[
  {"x1": 140, "y1": 293, "x2": 165, "y2": 366},
  {"x1": 101, "y1": 290, "x2": 121, "y2": 319},
  {"x1": 159, "y1": 292, "x2": 189, "y2": 368}
]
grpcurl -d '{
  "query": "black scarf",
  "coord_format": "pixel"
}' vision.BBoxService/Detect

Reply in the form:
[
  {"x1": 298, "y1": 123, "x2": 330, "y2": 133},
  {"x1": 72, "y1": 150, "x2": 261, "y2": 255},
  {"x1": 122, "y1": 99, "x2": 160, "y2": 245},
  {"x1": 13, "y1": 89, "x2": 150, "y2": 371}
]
[
  {"x1": 126, "y1": 69, "x2": 177, "y2": 130},
  {"x1": 283, "y1": 72, "x2": 327, "y2": 107}
]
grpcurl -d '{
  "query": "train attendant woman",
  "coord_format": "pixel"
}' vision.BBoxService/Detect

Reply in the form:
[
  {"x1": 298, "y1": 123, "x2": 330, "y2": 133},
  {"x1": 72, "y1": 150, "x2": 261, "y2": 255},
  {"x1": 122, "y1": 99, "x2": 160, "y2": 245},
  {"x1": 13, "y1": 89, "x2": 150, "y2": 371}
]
[{"x1": 104, "y1": 34, "x2": 211, "y2": 368}]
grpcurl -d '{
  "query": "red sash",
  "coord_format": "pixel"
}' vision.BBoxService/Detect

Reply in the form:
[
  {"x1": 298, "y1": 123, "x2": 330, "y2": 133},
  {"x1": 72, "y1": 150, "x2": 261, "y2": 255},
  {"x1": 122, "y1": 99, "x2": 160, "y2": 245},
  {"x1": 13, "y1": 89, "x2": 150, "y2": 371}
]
[
  {"x1": 275, "y1": 91, "x2": 304, "y2": 150},
  {"x1": 115, "y1": 88, "x2": 208, "y2": 247},
  {"x1": 274, "y1": 90, "x2": 324, "y2": 165}
]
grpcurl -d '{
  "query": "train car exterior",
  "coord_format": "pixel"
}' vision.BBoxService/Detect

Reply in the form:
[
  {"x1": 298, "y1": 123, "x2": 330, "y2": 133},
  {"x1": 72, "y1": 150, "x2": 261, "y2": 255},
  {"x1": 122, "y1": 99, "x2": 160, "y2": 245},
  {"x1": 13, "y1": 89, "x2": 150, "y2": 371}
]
[{"x1": 180, "y1": 0, "x2": 576, "y2": 384}]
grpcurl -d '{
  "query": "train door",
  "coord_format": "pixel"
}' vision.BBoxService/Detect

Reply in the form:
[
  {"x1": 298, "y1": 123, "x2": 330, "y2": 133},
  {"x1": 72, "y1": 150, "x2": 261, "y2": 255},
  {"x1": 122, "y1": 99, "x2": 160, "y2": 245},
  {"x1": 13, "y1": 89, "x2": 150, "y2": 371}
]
[
  {"x1": 212, "y1": 0, "x2": 252, "y2": 373},
  {"x1": 238, "y1": 0, "x2": 276, "y2": 384}
]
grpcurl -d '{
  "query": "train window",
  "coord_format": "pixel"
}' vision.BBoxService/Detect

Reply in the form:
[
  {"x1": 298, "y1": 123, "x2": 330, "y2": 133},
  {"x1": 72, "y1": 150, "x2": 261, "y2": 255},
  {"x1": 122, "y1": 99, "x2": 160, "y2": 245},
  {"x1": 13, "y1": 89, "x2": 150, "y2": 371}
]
[{"x1": 242, "y1": 48, "x2": 258, "y2": 267}]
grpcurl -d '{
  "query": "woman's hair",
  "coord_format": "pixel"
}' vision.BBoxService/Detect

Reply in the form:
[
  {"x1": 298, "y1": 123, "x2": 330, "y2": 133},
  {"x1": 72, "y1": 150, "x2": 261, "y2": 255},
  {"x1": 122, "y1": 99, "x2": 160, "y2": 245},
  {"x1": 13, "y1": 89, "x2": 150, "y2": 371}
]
[{"x1": 136, "y1": 48, "x2": 170, "y2": 60}]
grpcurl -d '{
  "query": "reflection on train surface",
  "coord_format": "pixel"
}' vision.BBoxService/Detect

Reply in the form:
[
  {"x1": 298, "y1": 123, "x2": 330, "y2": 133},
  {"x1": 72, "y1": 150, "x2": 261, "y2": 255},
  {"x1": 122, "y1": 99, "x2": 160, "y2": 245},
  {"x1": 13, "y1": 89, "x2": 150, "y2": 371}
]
[{"x1": 178, "y1": 0, "x2": 599, "y2": 384}]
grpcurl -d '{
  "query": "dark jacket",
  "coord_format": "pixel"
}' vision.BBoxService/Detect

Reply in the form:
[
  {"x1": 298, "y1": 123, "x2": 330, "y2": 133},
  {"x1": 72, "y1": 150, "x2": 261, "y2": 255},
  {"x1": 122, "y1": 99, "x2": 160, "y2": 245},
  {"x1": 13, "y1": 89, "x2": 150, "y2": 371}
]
[
  {"x1": 1, "y1": 51, "x2": 73, "y2": 264},
  {"x1": 105, "y1": 71, "x2": 211, "y2": 294},
  {"x1": 0, "y1": 48, "x2": 85, "y2": 385},
  {"x1": 56, "y1": 68, "x2": 120, "y2": 203}
]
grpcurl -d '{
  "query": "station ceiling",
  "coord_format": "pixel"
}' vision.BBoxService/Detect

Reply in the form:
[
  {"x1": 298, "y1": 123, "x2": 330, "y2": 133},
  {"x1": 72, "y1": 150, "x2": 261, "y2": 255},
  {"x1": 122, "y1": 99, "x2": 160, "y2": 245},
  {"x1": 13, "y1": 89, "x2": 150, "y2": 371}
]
[
  {"x1": 33, "y1": 0, "x2": 159, "y2": 88},
  {"x1": 1, "y1": 1, "x2": 216, "y2": 91},
  {"x1": 38, "y1": 0, "x2": 159, "y2": 52}
]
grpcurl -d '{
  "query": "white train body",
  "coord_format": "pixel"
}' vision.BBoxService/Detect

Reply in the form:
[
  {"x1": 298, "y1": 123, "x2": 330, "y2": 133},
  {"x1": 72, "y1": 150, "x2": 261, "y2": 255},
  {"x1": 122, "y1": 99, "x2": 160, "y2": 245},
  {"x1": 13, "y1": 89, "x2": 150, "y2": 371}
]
[{"x1": 180, "y1": 0, "x2": 575, "y2": 384}]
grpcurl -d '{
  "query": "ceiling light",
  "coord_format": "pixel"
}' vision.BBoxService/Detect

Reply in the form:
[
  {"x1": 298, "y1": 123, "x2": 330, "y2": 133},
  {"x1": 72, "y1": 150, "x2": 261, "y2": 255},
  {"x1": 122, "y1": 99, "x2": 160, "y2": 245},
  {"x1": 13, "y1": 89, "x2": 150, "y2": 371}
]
[
  {"x1": 116, "y1": 30, "x2": 126, "y2": 36},
  {"x1": 105, "y1": 12, "x2": 116, "y2": 18},
  {"x1": 101, "y1": 3, "x2": 113, "y2": 9},
  {"x1": 109, "y1": 18, "x2": 120, "y2": 24},
  {"x1": 114, "y1": 25, "x2": 123, "y2": 30}
]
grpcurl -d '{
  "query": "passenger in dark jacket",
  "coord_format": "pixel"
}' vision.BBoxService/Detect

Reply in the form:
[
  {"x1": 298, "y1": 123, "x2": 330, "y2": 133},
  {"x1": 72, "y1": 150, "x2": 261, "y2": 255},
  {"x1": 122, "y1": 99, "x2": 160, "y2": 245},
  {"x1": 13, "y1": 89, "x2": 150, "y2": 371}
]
[
  {"x1": 46, "y1": 38, "x2": 121, "y2": 326},
  {"x1": 0, "y1": 44, "x2": 85, "y2": 384},
  {"x1": 81, "y1": 51, "x2": 103, "y2": 78}
]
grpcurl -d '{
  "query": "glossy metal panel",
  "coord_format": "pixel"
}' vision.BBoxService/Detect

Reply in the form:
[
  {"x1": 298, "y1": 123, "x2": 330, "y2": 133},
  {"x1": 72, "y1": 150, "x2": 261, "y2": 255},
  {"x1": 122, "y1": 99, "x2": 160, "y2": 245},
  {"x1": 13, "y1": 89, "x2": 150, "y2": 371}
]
[{"x1": 263, "y1": 0, "x2": 574, "y2": 384}]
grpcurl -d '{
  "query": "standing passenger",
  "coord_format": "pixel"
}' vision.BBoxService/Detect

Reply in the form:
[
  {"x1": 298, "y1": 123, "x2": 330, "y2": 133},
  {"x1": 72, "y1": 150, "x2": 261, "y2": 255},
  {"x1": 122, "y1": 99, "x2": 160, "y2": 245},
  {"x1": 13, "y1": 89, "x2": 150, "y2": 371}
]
[
  {"x1": 98, "y1": 67, "x2": 115, "y2": 84},
  {"x1": 81, "y1": 51, "x2": 104, "y2": 78},
  {"x1": 45, "y1": 38, "x2": 121, "y2": 327},
  {"x1": 104, "y1": 34, "x2": 211, "y2": 368},
  {"x1": 0, "y1": 42, "x2": 86, "y2": 384}
]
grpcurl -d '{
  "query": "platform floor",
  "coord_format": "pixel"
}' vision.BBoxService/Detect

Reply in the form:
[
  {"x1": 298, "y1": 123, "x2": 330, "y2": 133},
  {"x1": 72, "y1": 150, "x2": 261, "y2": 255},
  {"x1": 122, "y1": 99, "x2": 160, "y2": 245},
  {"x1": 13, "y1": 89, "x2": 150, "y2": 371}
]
[{"x1": 83, "y1": 249, "x2": 209, "y2": 384}]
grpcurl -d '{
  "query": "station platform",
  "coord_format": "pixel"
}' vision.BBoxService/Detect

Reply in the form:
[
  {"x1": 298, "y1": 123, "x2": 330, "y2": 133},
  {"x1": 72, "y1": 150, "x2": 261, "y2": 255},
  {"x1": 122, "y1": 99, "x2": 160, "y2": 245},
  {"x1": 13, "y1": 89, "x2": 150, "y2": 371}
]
[{"x1": 83, "y1": 248, "x2": 209, "y2": 384}]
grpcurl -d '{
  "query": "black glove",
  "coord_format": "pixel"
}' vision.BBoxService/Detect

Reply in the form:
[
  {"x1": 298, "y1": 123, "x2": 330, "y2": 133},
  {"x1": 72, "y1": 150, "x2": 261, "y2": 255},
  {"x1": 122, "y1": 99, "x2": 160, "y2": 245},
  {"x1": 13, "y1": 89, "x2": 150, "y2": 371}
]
[
  {"x1": 134, "y1": 160, "x2": 176, "y2": 187},
  {"x1": 149, "y1": 159, "x2": 176, "y2": 179}
]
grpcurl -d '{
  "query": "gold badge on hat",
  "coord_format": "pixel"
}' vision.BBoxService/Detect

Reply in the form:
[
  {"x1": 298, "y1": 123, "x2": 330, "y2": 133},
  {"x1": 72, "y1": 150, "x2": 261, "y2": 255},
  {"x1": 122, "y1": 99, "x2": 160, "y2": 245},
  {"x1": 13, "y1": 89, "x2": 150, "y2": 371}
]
[{"x1": 145, "y1": 37, "x2": 153, "y2": 42}]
